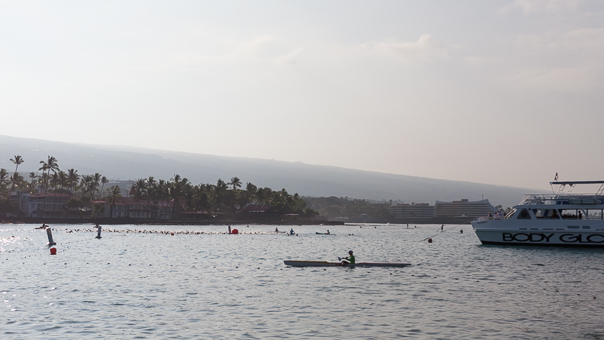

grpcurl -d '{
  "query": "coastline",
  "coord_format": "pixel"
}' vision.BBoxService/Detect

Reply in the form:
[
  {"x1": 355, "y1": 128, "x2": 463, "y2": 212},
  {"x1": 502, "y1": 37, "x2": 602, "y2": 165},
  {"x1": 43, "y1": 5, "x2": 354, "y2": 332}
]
[
  {"x1": 0, "y1": 216, "x2": 474, "y2": 226},
  {"x1": 0, "y1": 216, "x2": 345, "y2": 226}
]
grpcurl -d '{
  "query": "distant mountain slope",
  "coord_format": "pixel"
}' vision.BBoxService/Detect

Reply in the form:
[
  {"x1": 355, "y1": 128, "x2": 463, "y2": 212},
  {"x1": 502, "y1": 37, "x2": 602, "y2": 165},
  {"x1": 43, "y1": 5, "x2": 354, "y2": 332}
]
[{"x1": 0, "y1": 135, "x2": 534, "y2": 207}]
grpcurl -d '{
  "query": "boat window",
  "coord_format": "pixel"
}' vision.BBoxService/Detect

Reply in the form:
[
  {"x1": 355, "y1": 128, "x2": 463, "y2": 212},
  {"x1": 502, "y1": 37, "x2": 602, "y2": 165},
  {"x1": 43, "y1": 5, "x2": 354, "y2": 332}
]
[
  {"x1": 568, "y1": 226, "x2": 579, "y2": 229},
  {"x1": 560, "y1": 209, "x2": 579, "y2": 219},
  {"x1": 533, "y1": 209, "x2": 560, "y2": 219},
  {"x1": 582, "y1": 226, "x2": 591, "y2": 229},
  {"x1": 518, "y1": 209, "x2": 531, "y2": 219},
  {"x1": 589, "y1": 210, "x2": 604, "y2": 220}
]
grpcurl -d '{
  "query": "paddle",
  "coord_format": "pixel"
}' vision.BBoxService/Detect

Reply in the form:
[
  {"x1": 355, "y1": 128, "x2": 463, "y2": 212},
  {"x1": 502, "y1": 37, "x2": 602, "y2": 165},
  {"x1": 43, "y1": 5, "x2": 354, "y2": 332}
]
[{"x1": 338, "y1": 256, "x2": 352, "y2": 264}]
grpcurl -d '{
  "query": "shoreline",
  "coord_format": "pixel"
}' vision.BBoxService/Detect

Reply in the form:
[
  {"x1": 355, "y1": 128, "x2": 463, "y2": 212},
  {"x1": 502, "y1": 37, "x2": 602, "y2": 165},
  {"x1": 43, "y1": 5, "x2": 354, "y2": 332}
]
[{"x1": 0, "y1": 217, "x2": 345, "y2": 226}]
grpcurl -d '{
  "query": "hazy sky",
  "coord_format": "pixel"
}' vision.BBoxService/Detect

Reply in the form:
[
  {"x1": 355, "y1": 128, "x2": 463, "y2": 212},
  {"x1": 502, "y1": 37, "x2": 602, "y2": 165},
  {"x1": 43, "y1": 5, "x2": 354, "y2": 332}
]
[{"x1": 2, "y1": 0, "x2": 603, "y2": 190}]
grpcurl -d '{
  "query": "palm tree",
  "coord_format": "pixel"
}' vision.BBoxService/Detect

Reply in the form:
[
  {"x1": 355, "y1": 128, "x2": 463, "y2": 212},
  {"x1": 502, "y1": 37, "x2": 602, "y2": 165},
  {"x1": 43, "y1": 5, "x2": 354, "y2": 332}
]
[
  {"x1": 246, "y1": 182, "x2": 257, "y2": 198},
  {"x1": 146, "y1": 176, "x2": 156, "y2": 218},
  {"x1": 99, "y1": 176, "x2": 108, "y2": 197},
  {"x1": 39, "y1": 156, "x2": 59, "y2": 188},
  {"x1": 79, "y1": 175, "x2": 93, "y2": 198},
  {"x1": 9, "y1": 155, "x2": 23, "y2": 193},
  {"x1": 156, "y1": 179, "x2": 170, "y2": 218},
  {"x1": 38, "y1": 156, "x2": 59, "y2": 217},
  {"x1": 28, "y1": 172, "x2": 38, "y2": 194},
  {"x1": 214, "y1": 179, "x2": 228, "y2": 212},
  {"x1": 0, "y1": 169, "x2": 9, "y2": 213},
  {"x1": 0, "y1": 168, "x2": 9, "y2": 193},
  {"x1": 169, "y1": 174, "x2": 189, "y2": 218},
  {"x1": 66, "y1": 169, "x2": 80, "y2": 195},
  {"x1": 54, "y1": 170, "x2": 69, "y2": 216},
  {"x1": 131, "y1": 178, "x2": 148, "y2": 218},
  {"x1": 91, "y1": 173, "x2": 103, "y2": 201},
  {"x1": 257, "y1": 187, "x2": 273, "y2": 205},
  {"x1": 244, "y1": 182, "x2": 258, "y2": 207},
  {"x1": 230, "y1": 177, "x2": 242, "y2": 191},
  {"x1": 203, "y1": 183, "x2": 218, "y2": 213},
  {"x1": 107, "y1": 185, "x2": 122, "y2": 218},
  {"x1": 191, "y1": 184, "x2": 212, "y2": 214}
]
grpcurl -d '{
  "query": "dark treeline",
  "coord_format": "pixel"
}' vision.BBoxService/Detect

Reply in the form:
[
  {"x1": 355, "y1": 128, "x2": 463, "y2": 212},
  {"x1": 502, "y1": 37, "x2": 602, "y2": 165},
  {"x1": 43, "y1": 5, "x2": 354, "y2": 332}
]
[{"x1": 0, "y1": 155, "x2": 318, "y2": 219}]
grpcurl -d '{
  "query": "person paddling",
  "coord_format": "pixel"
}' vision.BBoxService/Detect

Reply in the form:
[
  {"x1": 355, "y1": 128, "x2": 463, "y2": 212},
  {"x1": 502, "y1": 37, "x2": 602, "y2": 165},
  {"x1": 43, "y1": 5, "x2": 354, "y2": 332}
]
[{"x1": 341, "y1": 250, "x2": 355, "y2": 265}]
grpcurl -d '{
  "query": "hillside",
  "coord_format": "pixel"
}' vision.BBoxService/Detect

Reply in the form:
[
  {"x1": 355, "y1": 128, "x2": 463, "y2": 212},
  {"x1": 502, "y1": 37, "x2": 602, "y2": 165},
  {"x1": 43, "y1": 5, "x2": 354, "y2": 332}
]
[{"x1": 0, "y1": 135, "x2": 535, "y2": 207}]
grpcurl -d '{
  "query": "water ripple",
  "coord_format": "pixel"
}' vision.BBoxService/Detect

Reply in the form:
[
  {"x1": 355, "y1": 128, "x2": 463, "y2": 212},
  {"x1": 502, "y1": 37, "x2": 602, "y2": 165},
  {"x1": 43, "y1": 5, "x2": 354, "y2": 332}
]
[{"x1": 2, "y1": 223, "x2": 604, "y2": 339}]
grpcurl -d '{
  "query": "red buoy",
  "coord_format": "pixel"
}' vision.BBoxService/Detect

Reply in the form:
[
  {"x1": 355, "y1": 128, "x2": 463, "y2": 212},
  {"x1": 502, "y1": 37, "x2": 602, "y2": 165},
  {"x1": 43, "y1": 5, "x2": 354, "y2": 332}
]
[
  {"x1": 231, "y1": 228, "x2": 239, "y2": 234},
  {"x1": 50, "y1": 247, "x2": 57, "y2": 255}
]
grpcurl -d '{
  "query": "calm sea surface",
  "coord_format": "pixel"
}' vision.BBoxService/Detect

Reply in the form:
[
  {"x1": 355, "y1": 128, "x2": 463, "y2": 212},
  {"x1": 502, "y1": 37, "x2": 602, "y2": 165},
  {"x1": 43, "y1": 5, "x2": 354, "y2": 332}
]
[{"x1": 2, "y1": 223, "x2": 604, "y2": 339}]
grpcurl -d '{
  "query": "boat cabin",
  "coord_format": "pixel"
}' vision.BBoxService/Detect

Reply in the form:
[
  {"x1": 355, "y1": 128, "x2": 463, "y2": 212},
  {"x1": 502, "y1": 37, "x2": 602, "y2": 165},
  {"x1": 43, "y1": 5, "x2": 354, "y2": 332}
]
[{"x1": 501, "y1": 205, "x2": 604, "y2": 221}]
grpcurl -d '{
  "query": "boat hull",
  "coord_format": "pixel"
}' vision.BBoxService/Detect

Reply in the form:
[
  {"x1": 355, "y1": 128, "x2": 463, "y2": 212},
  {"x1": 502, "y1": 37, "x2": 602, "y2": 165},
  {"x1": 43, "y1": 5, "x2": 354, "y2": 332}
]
[
  {"x1": 284, "y1": 260, "x2": 411, "y2": 267},
  {"x1": 472, "y1": 220, "x2": 604, "y2": 247}
]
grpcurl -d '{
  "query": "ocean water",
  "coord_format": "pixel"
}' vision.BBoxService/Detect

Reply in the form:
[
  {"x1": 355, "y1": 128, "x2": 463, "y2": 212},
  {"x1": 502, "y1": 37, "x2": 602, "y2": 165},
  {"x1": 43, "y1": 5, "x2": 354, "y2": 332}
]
[{"x1": 2, "y1": 223, "x2": 604, "y2": 340}]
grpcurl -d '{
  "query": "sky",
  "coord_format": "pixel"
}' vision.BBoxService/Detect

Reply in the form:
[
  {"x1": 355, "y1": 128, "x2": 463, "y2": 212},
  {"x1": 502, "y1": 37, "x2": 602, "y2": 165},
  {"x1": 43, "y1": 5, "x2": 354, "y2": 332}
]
[{"x1": 1, "y1": 0, "x2": 603, "y2": 191}]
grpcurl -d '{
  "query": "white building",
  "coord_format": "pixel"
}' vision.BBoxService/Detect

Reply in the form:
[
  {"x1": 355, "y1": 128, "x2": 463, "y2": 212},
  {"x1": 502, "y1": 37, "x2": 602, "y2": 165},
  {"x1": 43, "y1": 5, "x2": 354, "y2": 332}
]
[
  {"x1": 434, "y1": 199, "x2": 496, "y2": 218},
  {"x1": 389, "y1": 202, "x2": 434, "y2": 219}
]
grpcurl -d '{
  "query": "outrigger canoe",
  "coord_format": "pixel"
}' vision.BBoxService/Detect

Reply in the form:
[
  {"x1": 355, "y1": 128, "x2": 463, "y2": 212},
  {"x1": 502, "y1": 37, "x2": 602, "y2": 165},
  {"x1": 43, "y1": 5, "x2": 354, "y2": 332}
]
[{"x1": 284, "y1": 260, "x2": 411, "y2": 268}]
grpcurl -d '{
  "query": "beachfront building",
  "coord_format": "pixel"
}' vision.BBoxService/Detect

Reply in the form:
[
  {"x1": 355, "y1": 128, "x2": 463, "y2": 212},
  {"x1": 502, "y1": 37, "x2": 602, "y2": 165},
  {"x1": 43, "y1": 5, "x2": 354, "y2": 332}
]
[
  {"x1": 434, "y1": 199, "x2": 496, "y2": 219},
  {"x1": 11, "y1": 192, "x2": 73, "y2": 218},
  {"x1": 389, "y1": 202, "x2": 434, "y2": 220},
  {"x1": 93, "y1": 197, "x2": 172, "y2": 220}
]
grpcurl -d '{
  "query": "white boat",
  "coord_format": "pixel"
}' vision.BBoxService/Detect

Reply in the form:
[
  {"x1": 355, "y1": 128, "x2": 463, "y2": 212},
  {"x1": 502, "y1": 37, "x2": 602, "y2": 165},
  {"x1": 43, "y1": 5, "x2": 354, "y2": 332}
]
[{"x1": 471, "y1": 181, "x2": 604, "y2": 247}]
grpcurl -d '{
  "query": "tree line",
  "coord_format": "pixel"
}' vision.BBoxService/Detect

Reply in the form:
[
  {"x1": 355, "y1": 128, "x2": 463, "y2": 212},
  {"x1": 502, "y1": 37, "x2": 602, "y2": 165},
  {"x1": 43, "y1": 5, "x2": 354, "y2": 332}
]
[{"x1": 0, "y1": 155, "x2": 317, "y2": 218}]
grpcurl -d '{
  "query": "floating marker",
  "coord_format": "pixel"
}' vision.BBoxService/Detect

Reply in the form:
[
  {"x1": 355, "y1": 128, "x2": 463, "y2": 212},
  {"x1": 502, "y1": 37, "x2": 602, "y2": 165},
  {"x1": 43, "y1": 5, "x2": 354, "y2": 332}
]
[
  {"x1": 50, "y1": 247, "x2": 57, "y2": 255},
  {"x1": 46, "y1": 226, "x2": 56, "y2": 246}
]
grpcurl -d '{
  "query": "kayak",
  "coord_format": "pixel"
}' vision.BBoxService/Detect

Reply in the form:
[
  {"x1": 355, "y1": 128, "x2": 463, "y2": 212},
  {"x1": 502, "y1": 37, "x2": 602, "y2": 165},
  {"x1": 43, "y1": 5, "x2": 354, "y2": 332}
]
[
  {"x1": 315, "y1": 232, "x2": 335, "y2": 235},
  {"x1": 283, "y1": 260, "x2": 411, "y2": 267}
]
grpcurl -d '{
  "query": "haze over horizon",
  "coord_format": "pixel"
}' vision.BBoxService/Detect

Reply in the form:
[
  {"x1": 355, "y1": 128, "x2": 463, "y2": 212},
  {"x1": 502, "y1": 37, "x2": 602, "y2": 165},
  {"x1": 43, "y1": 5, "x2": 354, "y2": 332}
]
[{"x1": 2, "y1": 1, "x2": 603, "y2": 192}]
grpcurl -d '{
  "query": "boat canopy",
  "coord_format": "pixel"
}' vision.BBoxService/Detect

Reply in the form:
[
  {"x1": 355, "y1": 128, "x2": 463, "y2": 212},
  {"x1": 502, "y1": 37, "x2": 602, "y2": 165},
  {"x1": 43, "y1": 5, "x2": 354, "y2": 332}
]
[
  {"x1": 550, "y1": 180, "x2": 604, "y2": 198},
  {"x1": 551, "y1": 181, "x2": 604, "y2": 185}
]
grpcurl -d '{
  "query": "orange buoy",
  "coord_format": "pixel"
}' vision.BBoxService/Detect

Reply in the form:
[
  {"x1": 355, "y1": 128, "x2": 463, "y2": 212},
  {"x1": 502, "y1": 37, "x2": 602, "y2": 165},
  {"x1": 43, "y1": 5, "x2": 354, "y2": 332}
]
[{"x1": 231, "y1": 228, "x2": 239, "y2": 234}]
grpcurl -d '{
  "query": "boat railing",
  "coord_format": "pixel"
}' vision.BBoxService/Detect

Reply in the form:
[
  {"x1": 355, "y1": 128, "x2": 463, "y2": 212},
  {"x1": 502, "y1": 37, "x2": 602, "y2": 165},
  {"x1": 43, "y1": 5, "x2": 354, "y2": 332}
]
[
  {"x1": 519, "y1": 194, "x2": 604, "y2": 205},
  {"x1": 473, "y1": 212, "x2": 509, "y2": 222}
]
